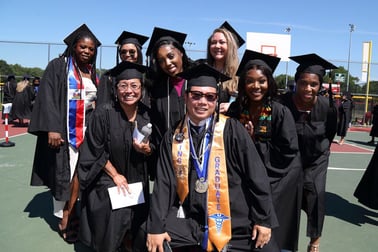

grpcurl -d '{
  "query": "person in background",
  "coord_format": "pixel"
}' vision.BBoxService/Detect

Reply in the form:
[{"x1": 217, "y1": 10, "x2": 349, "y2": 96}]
[
  {"x1": 78, "y1": 61, "x2": 156, "y2": 252},
  {"x1": 279, "y1": 53, "x2": 338, "y2": 252},
  {"x1": 367, "y1": 103, "x2": 378, "y2": 144},
  {"x1": 227, "y1": 50, "x2": 302, "y2": 251},
  {"x1": 32, "y1": 76, "x2": 41, "y2": 96},
  {"x1": 11, "y1": 75, "x2": 34, "y2": 126},
  {"x1": 147, "y1": 63, "x2": 277, "y2": 252},
  {"x1": 2, "y1": 74, "x2": 17, "y2": 122},
  {"x1": 3, "y1": 74, "x2": 17, "y2": 104},
  {"x1": 96, "y1": 30, "x2": 149, "y2": 107},
  {"x1": 28, "y1": 24, "x2": 101, "y2": 243},
  {"x1": 206, "y1": 21, "x2": 244, "y2": 114},
  {"x1": 354, "y1": 143, "x2": 378, "y2": 210},
  {"x1": 336, "y1": 92, "x2": 353, "y2": 145},
  {"x1": 146, "y1": 27, "x2": 193, "y2": 141}
]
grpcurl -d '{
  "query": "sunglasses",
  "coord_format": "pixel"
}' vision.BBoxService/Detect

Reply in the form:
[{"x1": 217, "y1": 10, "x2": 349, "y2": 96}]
[
  {"x1": 188, "y1": 91, "x2": 218, "y2": 102},
  {"x1": 120, "y1": 49, "x2": 136, "y2": 56}
]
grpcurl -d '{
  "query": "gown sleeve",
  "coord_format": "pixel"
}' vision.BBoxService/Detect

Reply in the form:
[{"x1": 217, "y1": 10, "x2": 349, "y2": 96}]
[
  {"x1": 147, "y1": 129, "x2": 177, "y2": 234},
  {"x1": 78, "y1": 105, "x2": 110, "y2": 190},
  {"x1": 224, "y1": 118, "x2": 278, "y2": 228},
  {"x1": 28, "y1": 58, "x2": 67, "y2": 135},
  {"x1": 257, "y1": 103, "x2": 300, "y2": 178}
]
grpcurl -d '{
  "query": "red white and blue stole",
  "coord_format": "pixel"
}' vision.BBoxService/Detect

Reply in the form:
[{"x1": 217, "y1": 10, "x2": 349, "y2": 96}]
[{"x1": 67, "y1": 57, "x2": 85, "y2": 149}]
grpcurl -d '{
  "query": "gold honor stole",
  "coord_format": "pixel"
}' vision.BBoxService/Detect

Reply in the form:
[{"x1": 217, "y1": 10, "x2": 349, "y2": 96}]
[{"x1": 172, "y1": 114, "x2": 231, "y2": 251}]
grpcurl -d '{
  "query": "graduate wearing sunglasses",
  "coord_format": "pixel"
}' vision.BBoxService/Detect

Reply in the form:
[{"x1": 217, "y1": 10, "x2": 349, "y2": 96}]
[{"x1": 147, "y1": 63, "x2": 277, "y2": 252}]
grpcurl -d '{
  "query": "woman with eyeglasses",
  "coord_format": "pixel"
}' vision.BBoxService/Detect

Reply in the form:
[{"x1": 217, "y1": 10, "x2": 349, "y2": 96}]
[
  {"x1": 77, "y1": 61, "x2": 157, "y2": 252},
  {"x1": 96, "y1": 30, "x2": 149, "y2": 106}
]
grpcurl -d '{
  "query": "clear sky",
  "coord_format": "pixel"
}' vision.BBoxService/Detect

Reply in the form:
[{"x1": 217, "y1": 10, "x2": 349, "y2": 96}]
[{"x1": 1, "y1": 0, "x2": 378, "y2": 81}]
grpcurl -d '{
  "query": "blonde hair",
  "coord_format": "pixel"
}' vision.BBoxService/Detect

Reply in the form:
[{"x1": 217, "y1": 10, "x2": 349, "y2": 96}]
[
  {"x1": 207, "y1": 27, "x2": 239, "y2": 94},
  {"x1": 16, "y1": 79, "x2": 29, "y2": 93}
]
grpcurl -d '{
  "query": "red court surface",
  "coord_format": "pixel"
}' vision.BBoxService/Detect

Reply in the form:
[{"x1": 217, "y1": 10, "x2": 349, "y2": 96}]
[
  {"x1": 330, "y1": 141, "x2": 374, "y2": 153},
  {"x1": 0, "y1": 120, "x2": 29, "y2": 141}
]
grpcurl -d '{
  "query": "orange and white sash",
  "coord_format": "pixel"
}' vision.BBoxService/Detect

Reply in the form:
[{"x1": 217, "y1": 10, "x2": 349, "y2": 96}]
[{"x1": 172, "y1": 114, "x2": 231, "y2": 251}]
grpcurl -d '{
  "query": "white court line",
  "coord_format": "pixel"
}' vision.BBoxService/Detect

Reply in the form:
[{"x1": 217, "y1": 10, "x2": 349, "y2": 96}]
[
  {"x1": 331, "y1": 151, "x2": 373, "y2": 154},
  {"x1": 0, "y1": 132, "x2": 29, "y2": 141},
  {"x1": 328, "y1": 167, "x2": 366, "y2": 171}
]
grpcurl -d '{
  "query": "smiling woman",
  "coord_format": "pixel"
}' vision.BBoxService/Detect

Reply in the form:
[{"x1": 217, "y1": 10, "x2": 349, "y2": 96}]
[
  {"x1": 146, "y1": 27, "x2": 194, "y2": 142},
  {"x1": 77, "y1": 61, "x2": 157, "y2": 251},
  {"x1": 28, "y1": 24, "x2": 101, "y2": 244}
]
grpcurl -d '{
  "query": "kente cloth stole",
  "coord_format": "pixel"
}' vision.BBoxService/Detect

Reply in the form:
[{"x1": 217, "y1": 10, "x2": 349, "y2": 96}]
[
  {"x1": 172, "y1": 114, "x2": 231, "y2": 252},
  {"x1": 67, "y1": 57, "x2": 85, "y2": 149}
]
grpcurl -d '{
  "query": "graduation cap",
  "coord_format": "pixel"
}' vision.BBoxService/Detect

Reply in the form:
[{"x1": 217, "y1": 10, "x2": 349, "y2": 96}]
[
  {"x1": 145, "y1": 27, "x2": 187, "y2": 57},
  {"x1": 236, "y1": 49, "x2": 281, "y2": 76},
  {"x1": 109, "y1": 61, "x2": 148, "y2": 82},
  {"x1": 220, "y1": 21, "x2": 245, "y2": 48},
  {"x1": 177, "y1": 63, "x2": 231, "y2": 89},
  {"x1": 290, "y1": 53, "x2": 337, "y2": 77},
  {"x1": 63, "y1": 24, "x2": 101, "y2": 47},
  {"x1": 115, "y1": 31, "x2": 149, "y2": 48}
]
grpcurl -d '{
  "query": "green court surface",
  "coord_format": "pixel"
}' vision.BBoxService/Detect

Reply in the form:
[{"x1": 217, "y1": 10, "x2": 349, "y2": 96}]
[{"x1": 0, "y1": 131, "x2": 377, "y2": 251}]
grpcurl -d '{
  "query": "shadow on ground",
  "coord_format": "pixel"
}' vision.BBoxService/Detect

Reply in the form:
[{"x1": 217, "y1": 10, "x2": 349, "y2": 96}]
[
  {"x1": 23, "y1": 190, "x2": 93, "y2": 252},
  {"x1": 325, "y1": 191, "x2": 378, "y2": 226}
]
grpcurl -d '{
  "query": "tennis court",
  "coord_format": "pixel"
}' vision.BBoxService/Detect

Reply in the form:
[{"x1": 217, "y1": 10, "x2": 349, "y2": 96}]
[{"x1": 0, "y1": 126, "x2": 377, "y2": 251}]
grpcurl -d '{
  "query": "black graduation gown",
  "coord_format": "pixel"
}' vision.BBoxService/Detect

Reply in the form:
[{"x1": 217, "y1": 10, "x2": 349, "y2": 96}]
[
  {"x1": 3, "y1": 79, "x2": 17, "y2": 104},
  {"x1": 2, "y1": 79, "x2": 17, "y2": 120},
  {"x1": 11, "y1": 83, "x2": 35, "y2": 120},
  {"x1": 227, "y1": 100, "x2": 302, "y2": 251},
  {"x1": 354, "y1": 145, "x2": 378, "y2": 210},
  {"x1": 337, "y1": 99, "x2": 352, "y2": 137},
  {"x1": 28, "y1": 57, "x2": 72, "y2": 201},
  {"x1": 370, "y1": 105, "x2": 378, "y2": 137},
  {"x1": 95, "y1": 70, "x2": 113, "y2": 106},
  {"x1": 147, "y1": 117, "x2": 278, "y2": 251},
  {"x1": 78, "y1": 102, "x2": 155, "y2": 252},
  {"x1": 150, "y1": 76, "x2": 186, "y2": 142},
  {"x1": 280, "y1": 93, "x2": 337, "y2": 237}
]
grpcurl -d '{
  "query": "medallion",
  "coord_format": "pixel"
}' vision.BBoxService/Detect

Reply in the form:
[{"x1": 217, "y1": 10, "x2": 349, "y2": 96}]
[
  {"x1": 175, "y1": 132, "x2": 184, "y2": 142},
  {"x1": 195, "y1": 178, "x2": 208, "y2": 193}
]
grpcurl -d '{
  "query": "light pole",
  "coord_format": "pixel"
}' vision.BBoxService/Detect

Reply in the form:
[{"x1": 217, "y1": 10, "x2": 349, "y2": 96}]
[
  {"x1": 346, "y1": 24, "x2": 355, "y2": 92},
  {"x1": 285, "y1": 27, "x2": 291, "y2": 90}
]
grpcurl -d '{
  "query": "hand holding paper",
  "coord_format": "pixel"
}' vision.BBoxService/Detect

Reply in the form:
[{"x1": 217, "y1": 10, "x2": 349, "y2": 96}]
[{"x1": 108, "y1": 182, "x2": 145, "y2": 210}]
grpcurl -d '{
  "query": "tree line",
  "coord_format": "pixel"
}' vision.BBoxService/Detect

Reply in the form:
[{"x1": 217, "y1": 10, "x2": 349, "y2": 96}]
[{"x1": 1, "y1": 58, "x2": 377, "y2": 96}]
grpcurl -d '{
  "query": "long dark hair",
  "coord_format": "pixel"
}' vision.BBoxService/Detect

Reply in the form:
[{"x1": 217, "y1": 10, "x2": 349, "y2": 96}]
[
  {"x1": 148, "y1": 38, "x2": 192, "y2": 81},
  {"x1": 236, "y1": 64, "x2": 278, "y2": 112}
]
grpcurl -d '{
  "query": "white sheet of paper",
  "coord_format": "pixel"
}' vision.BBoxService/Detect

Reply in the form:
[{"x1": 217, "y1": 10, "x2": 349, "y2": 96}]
[{"x1": 107, "y1": 182, "x2": 145, "y2": 210}]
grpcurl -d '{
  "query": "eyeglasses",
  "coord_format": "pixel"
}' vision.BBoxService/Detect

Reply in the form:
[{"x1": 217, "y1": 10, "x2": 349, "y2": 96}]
[
  {"x1": 120, "y1": 49, "x2": 136, "y2": 56},
  {"x1": 117, "y1": 83, "x2": 141, "y2": 91},
  {"x1": 188, "y1": 91, "x2": 218, "y2": 102}
]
